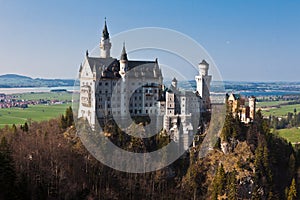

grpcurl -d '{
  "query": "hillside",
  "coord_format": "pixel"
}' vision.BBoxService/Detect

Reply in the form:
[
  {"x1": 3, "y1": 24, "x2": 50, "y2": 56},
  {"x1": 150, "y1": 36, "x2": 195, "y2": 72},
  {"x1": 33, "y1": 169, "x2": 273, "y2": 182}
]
[
  {"x1": 0, "y1": 109, "x2": 299, "y2": 199},
  {"x1": 0, "y1": 74, "x2": 76, "y2": 88}
]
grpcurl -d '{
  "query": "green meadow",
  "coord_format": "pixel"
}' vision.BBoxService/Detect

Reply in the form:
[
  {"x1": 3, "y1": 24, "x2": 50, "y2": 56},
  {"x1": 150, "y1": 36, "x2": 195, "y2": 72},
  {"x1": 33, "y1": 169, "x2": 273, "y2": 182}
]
[
  {"x1": 0, "y1": 92, "x2": 75, "y2": 128},
  {"x1": 256, "y1": 100, "x2": 290, "y2": 108},
  {"x1": 262, "y1": 104, "x2": 300, "y2": 117},
  {"x1": 277, "y1": 128, "x2": 300, "y2": 144},
  {"x1": 15, "y1": 92, "x2": 73, "y2": 101},
  {"x1": 0, "y1": 104, "x2": 71, "y2": 128}
]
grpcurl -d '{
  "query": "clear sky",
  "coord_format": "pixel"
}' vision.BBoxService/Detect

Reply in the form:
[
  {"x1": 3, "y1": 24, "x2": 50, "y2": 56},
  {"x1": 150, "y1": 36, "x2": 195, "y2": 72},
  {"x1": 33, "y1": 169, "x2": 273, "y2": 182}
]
[{"x1": 0, "y1": 0, "x2": 299, "y2": 81}]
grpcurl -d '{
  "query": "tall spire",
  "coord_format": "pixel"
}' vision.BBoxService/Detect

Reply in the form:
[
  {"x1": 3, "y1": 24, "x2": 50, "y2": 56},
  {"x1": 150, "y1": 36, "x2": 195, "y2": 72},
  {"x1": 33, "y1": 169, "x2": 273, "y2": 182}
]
[
  {"x1": 100, "y1": 17, "x2": 112, "y2": 58},
  {"x1": 120, "y1": 42, "x2": 128, "y2": 61},
  {"x1": 102, "y1": 17, "x2": 109, "y2": 40}
]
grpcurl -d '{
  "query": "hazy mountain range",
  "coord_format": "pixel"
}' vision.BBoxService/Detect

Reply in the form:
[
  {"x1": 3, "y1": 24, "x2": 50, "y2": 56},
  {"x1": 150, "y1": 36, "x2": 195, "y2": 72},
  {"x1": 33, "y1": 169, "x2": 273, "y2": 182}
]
[
  {"x1": 1, "y1": 74, "x2": 300, "y2": 97},
  {"x1": 0, "y1": 74, "x2": 76, "y2": 88}
]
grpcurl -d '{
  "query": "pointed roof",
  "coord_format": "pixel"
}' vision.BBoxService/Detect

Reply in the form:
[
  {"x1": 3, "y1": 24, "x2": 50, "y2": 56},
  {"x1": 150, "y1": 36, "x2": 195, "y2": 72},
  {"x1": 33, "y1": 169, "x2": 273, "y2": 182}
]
[
  {"x1": 102, "y1": 18, "x2": 109, "y2": 40},
  {"x1": 79, "y1": 63, "x2": 82, "y2": 72},
  {"x1": 120, "y1": 42, "x2": 128, "y2": 61},
  {"x1": 200, "y1": 59, "x2": 208, "y2": 66},
  {"x1": 172, "y1": 77, "x2": 177, "y2": 82}
]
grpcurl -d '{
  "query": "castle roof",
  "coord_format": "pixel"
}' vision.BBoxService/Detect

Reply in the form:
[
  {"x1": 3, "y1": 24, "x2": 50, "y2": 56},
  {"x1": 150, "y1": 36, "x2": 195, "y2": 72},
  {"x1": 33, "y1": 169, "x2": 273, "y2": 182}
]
[
  {"x1": 120, "y1": 43, "x2": 128, "y2": 61},
  {"x1": 85, "y1": 56, "x2": 161, "y2": 79},
  {"x1": 199, "y1": 59, "x2": 208, "y2": 65},
  {"x1": 228, "y1": 93, "x2": 241, "y2": 101},
  {"x1": 102, "y1": 19, "x2": 109, "y2": 40}
]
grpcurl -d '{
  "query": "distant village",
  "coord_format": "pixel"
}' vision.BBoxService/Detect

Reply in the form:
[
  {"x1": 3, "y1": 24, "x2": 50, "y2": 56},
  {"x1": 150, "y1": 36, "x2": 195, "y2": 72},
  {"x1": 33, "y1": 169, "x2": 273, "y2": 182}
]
[{"x1": 0, "y1": 92, "x2": 71, "y2": 109}]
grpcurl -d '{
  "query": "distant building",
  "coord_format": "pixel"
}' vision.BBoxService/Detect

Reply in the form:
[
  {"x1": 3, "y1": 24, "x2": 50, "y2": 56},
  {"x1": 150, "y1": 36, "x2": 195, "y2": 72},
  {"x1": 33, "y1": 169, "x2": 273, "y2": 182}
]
[
  {"x1": 78, "y1": 20, "x2": 212, "y2": 150},
  {"x1": 0, "y1": 93, "x2": 6, "y2": 100},
  {"x1": 227, "y1": 93, "x2": 256, "y2": 123}
]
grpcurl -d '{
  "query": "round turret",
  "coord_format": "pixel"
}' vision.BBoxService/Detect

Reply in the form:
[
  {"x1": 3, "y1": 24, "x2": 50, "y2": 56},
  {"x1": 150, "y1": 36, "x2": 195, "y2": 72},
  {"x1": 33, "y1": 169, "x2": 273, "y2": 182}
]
[{"x1": 171, "y1": 77, "x2": 177, "y2": 89}]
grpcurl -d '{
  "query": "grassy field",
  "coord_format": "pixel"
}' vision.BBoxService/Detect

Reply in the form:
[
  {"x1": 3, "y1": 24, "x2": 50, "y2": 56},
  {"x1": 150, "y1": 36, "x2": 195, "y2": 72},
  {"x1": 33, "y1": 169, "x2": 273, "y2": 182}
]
[
  {"x1": 14, "y1": 92, "x2": 73, "y2": 101},
  {"x1": 0, "y1": 103, "x2": 71, "y2": 128},
  {"x1": 256, "y1": 100, "x2": 290, "y2": 107},
  {"x1": 277, "y1": 128, "x2": 300, "y2": 144},
  {"x1": 262, "y1": 104, "x2": 300, "y2": 117}
]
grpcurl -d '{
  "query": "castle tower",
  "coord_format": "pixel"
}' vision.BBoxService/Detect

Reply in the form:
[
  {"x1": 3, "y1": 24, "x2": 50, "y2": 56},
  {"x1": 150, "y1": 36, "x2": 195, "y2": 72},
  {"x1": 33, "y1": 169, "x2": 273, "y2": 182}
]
[
  {"x1": 171, "y1": 77, "x2": 177, "y2": 89},
  {"x1": 100, "y1": 19, "x2": 112, "y2": 58},
  {"x1": 249, "y1": 96, "x2": 256, "y2": 121},
  {"x1": 195, "y1": 59, "x2": 212, "y2": 110},
  {"x1": 119, "y1": 43, "x2": 128, "y2": 76}
]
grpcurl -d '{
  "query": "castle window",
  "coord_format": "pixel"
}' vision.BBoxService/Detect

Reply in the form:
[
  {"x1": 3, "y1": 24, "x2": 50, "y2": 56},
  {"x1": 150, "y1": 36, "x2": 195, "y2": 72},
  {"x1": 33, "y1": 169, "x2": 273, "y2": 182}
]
[
  {"x1": 145, "y1": 103, "x2": 148, "y2": 107},
  {"x1": 139, "y1": 96, "x2": 142, "y2": 100},
  {"x1": 150, "y1": 103, "x2": 152, "y2": 107},
  {"x1": 105, "y1": 90, "x2": 108, "y2": 94},
  {"x1": 99, "y1": 82, "x2": 102, "y2": 86},
  {"x1": 105, "y1": 82, "x2": 108, "y2": 86},
  {"x1": 146, "y1": 110, "x2": 148, "y2": 114},
  {"x1": 99, "y1": 90, "x2": 102, "y2": 94},
  {"x1": 108, "y1": 104, "x2": 110, "y2": 108}
]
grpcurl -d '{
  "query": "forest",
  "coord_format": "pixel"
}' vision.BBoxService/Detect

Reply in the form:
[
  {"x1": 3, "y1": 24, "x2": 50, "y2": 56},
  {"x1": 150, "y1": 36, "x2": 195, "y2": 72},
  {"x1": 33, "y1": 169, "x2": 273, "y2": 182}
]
[{"x1": 0, "y1": 106, "x2": 299, "y2": 199}]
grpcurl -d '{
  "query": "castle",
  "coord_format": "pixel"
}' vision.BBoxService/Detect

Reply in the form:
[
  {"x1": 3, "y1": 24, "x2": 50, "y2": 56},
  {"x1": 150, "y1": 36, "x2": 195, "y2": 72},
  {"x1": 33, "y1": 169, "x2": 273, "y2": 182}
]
[
  {"x1": 78, "y1": 20, "x2": 212, "y2": 150},
  {"x1": 227, "y1": 93, "x2": 256, "y2": 123}
]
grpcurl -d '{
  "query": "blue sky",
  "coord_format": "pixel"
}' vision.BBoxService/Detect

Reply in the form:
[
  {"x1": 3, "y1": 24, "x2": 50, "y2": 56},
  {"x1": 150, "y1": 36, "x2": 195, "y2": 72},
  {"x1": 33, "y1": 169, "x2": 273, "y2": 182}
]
[{"x1": 0, "y1": 0, "x2": 299, "y2": 81}]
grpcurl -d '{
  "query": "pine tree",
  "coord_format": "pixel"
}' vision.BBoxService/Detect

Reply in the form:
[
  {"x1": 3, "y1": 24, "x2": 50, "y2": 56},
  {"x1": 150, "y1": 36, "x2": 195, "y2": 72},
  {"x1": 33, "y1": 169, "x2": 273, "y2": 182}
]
[
  {"x1": 212, "y1": 163, "x2": 226, "y2": 197},
  {"x1": 60, "y1": 114, "x2": 67, "y2": 129},
  {"x1": 23, "y1": 122, "x2": 29, "y2": 132},
  {"x1": 0, "y1": 137, "x2": 17, "y2": 199},
  {"x1": 65, "y1": 106, "x2": 74, "y2": 127},
  {"x1": 11, "y1": 124, "x2": 17, "y2": 134},
  {"x1": 227, "y1": 170, "x2": 237, "y2": 200},
  {"x1": 287, "y1": 178, "x2": 297, "y2": 200}
]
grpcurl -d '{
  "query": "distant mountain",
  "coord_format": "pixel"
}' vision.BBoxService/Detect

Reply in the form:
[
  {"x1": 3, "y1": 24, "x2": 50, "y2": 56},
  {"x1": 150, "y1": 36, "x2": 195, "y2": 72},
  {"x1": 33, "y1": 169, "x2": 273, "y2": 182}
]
[
  {"x1": 0, "y1": 74, "x2": 77, "y2": 88},
  {"x1": 0, "y1": 74, "x2": 32, "y2": 79}
]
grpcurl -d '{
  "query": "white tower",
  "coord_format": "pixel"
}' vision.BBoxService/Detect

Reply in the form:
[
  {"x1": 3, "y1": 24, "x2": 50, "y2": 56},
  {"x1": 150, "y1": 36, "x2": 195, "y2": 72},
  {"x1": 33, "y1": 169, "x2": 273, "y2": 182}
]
[
  {"x1": 100, "y1": 19, "x2": 112, "y2": 58},
  {"x1": 249, "y1": 97, "x2": 256, "y2": 121},
  {"x1": 195, "y1": 59, "x2": 212, "y2": 110}
]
